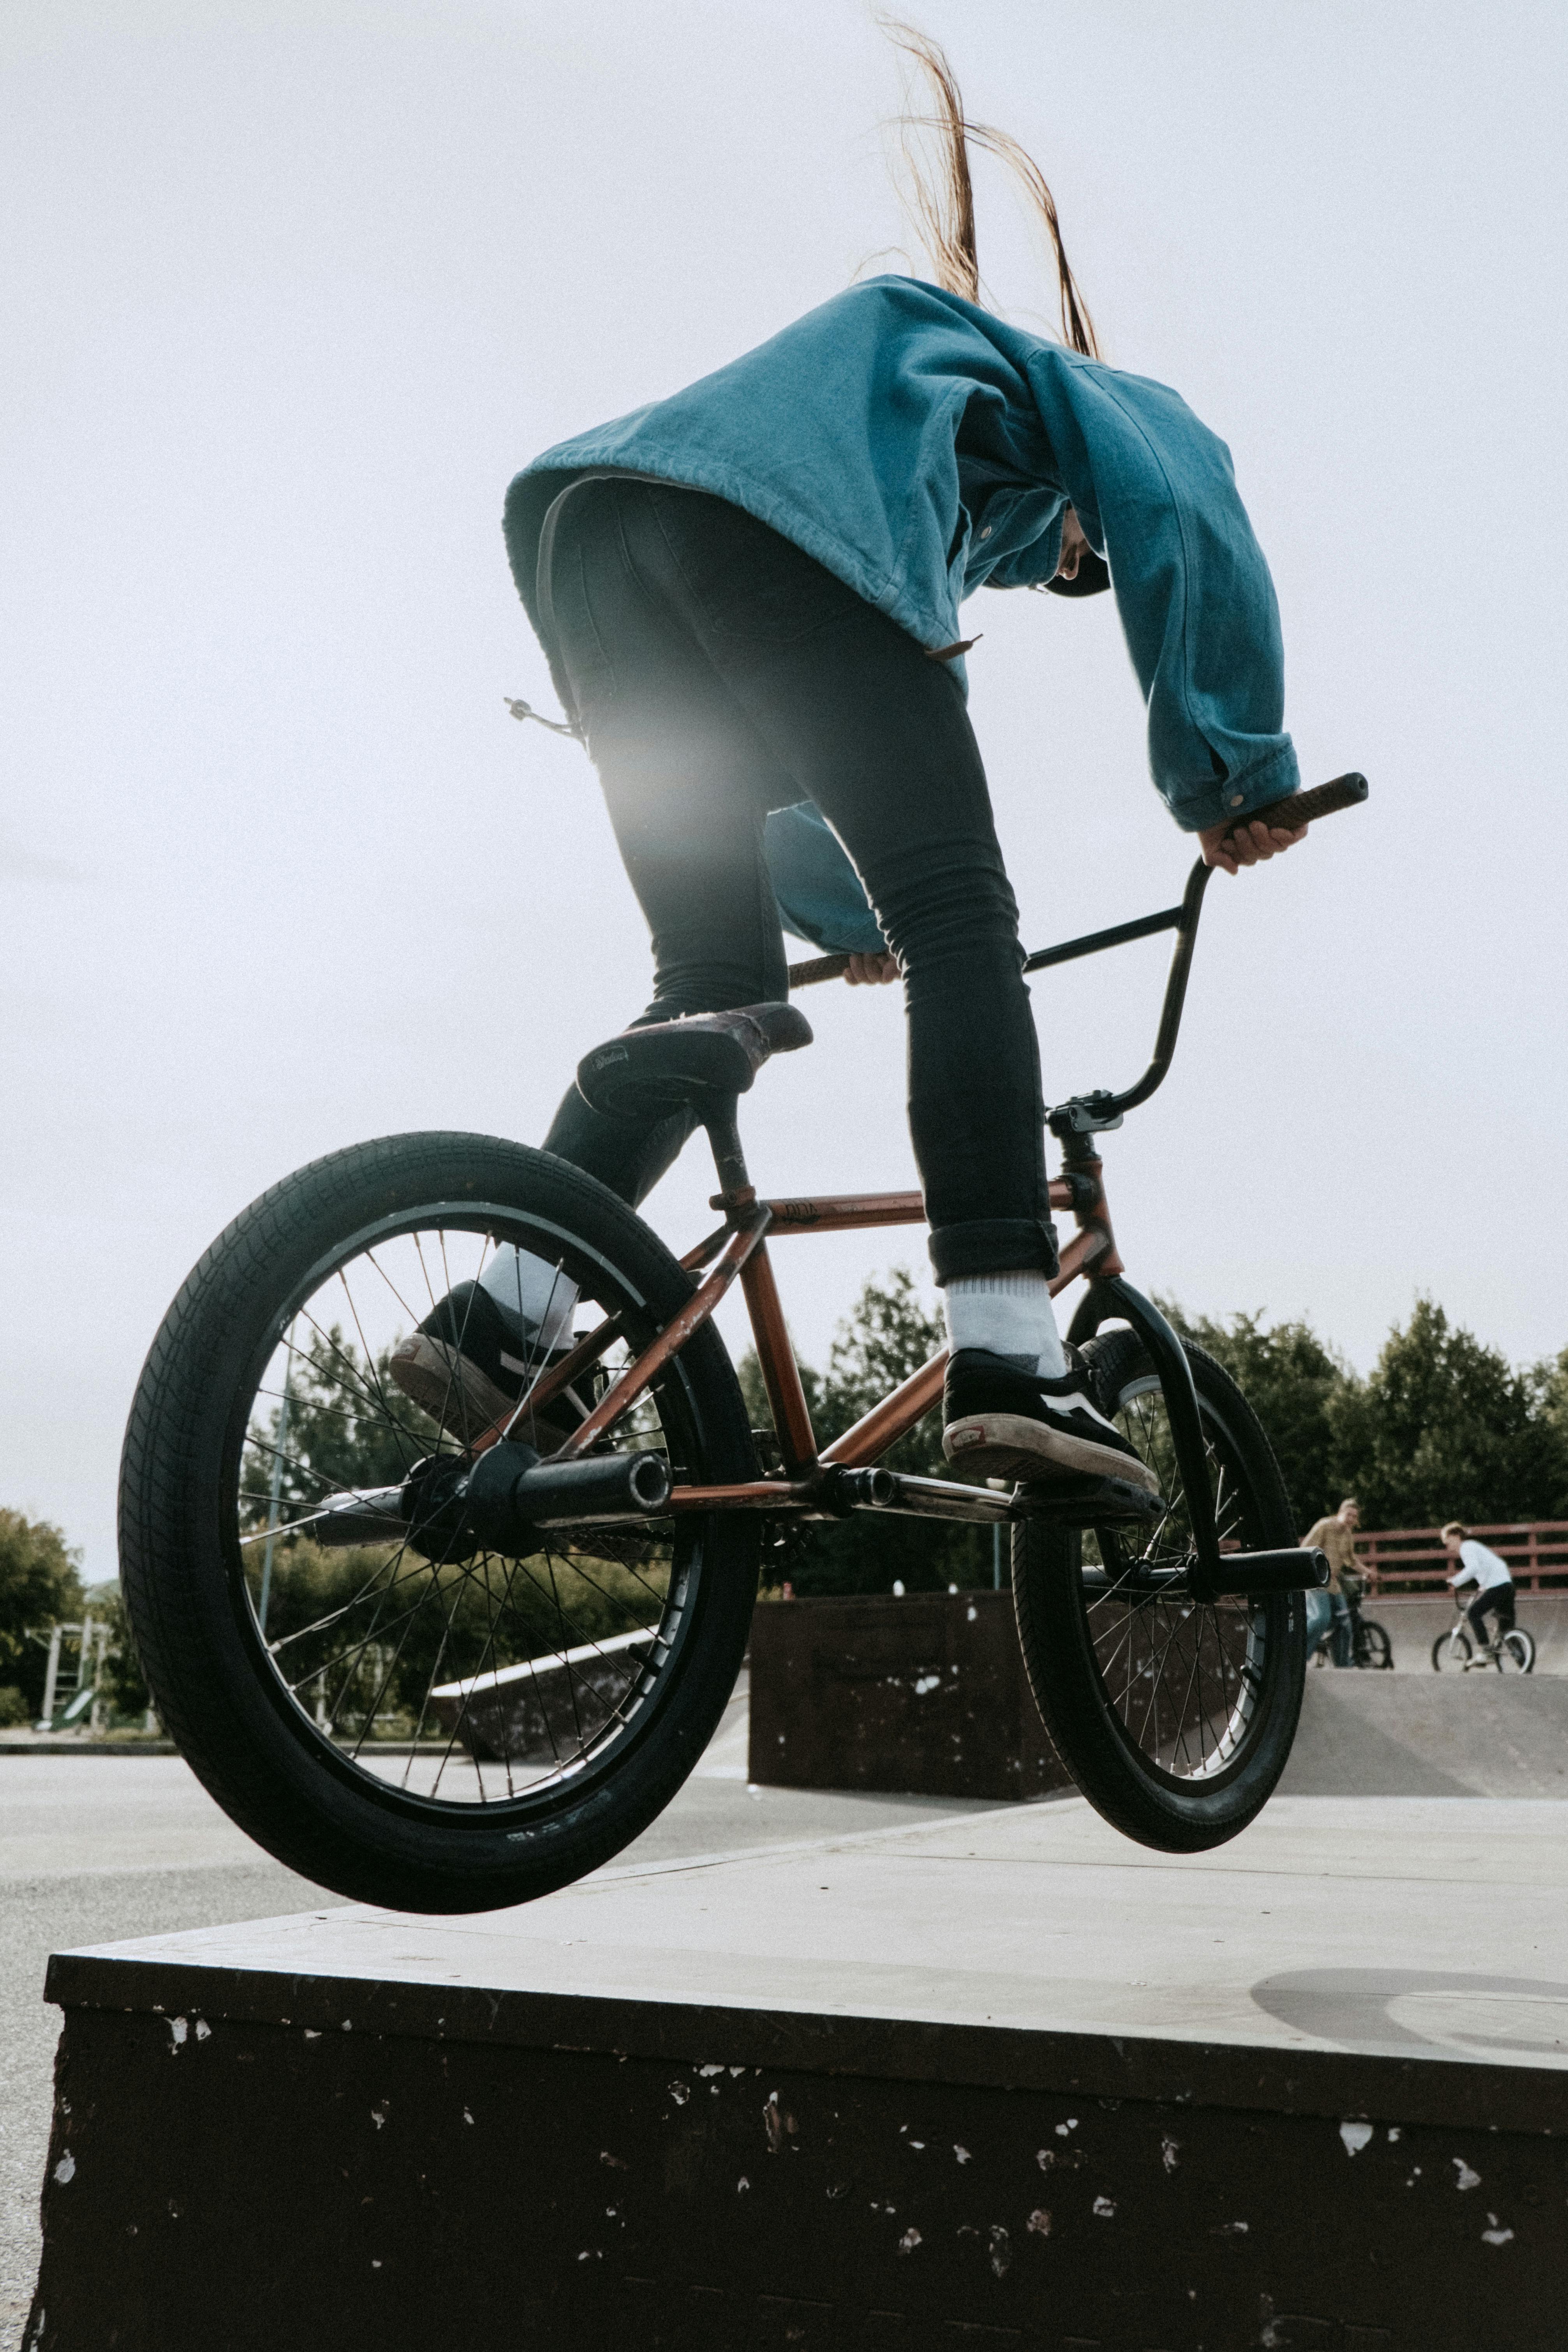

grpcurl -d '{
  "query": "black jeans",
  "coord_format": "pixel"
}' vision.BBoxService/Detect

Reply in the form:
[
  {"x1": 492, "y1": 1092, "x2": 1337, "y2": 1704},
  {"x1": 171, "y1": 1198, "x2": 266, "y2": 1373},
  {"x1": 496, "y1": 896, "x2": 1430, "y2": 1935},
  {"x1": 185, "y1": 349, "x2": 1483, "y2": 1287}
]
[
  {"x1": 538, "y1": 478, "x2": 1056, "y2": 1285},
  {"x1": 1466, "y1": 1584, "x2": 1516, "y2": 1642}
]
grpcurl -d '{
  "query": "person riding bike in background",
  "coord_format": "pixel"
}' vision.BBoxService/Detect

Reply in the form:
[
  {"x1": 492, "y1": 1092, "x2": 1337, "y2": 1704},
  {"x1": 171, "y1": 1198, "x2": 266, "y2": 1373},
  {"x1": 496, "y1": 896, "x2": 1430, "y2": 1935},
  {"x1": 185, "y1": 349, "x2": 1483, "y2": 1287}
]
[
  {"x1": 1301, "y1": 1497, "x2": 1364, "y2": 1666},
  {"x1": 391, "y1": 25, "x2": 1307, "y2": 1492},
  {"x1": 1444, "y1": 1522, "x2": 1517, "y2": 1657}
]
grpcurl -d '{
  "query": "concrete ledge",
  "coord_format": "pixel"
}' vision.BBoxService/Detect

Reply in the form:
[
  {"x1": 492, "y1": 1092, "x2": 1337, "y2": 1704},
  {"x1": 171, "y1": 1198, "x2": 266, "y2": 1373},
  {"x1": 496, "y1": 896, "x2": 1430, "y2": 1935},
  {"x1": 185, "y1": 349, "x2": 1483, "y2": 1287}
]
[
  {"x1": 30, "y1": 1798, "x2": 1568, "y2": 2351},
  {"x1": 40, "y1": 1942, "x2": 1568, "y2": 2135}
]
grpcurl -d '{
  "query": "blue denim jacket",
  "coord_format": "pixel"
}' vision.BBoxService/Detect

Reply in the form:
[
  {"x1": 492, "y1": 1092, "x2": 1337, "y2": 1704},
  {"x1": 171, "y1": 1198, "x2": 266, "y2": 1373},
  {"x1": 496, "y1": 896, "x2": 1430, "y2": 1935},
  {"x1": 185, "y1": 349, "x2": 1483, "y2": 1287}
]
[{"x1": 506, "y1": 276, "x2": 1297, "y2": 953}]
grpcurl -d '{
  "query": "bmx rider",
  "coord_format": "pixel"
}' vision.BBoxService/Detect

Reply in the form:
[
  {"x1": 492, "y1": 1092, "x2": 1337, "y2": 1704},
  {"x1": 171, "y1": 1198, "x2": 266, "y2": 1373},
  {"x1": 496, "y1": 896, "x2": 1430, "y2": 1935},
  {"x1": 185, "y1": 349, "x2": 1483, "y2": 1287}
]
[{"x1": 1443, "y1": 1522, "x2": 1517, "y2": 1657}]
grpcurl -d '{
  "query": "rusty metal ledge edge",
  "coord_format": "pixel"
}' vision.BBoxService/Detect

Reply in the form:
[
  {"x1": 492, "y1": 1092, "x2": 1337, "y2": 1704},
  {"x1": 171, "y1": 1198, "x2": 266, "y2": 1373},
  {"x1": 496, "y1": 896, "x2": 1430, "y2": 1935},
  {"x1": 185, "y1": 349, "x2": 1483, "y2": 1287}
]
[{"x1": 42, "y1": 1950, "x2": 1568, "y2": 2139}]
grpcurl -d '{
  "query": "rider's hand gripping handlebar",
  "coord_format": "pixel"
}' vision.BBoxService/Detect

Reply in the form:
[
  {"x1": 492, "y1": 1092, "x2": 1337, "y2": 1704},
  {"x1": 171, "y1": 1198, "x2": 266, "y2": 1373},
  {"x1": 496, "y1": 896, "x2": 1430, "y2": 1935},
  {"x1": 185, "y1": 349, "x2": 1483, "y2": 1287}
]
[{"x1": 785, "y1": 772, "x2": 1369, "y2": 992}]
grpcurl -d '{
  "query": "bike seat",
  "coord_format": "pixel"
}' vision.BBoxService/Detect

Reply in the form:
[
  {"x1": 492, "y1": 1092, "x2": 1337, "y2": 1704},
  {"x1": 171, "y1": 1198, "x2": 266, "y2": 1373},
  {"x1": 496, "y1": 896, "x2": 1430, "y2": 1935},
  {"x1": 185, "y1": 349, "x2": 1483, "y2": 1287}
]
[{"x1": 576, "y1": 1001, "x2": 813, "y2": 1121}]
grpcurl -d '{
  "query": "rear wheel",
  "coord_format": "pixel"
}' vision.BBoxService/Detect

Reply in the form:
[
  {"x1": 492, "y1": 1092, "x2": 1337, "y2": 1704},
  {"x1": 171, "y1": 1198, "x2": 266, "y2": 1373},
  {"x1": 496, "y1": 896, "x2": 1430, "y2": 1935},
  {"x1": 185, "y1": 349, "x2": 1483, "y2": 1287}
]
[
  {"x1": 1500, "y1": 1629, "x2": 1535, "y2": 1674},
  {"x1": 1432, "y1": 1629, "x2": 1471, "y2": 1670},
  {"x1": 1355, "y1": 1618, "x2": 1394, "y2": 1670},
  {"x1": 119, "y1": 1133, "x2": 759, "y2": 1912},
  {"x1": 1011, "y1": 1330, "x2": 1306, "y2": 1853}
]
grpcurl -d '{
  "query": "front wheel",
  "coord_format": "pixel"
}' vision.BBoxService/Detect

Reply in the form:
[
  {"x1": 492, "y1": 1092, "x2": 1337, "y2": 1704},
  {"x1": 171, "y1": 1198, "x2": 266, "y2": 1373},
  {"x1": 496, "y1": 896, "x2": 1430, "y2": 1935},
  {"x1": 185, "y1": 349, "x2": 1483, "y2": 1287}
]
[
  {"x1": 119, "y1": 1133, "x2": 760, "y2": 1912},
  {"x1": 1432, "y1": 1628, "x2": 1471, "y2": 1670},
  {"x1": 1011, "y1": 1331, "x2": 1306, "y2": 1853}
]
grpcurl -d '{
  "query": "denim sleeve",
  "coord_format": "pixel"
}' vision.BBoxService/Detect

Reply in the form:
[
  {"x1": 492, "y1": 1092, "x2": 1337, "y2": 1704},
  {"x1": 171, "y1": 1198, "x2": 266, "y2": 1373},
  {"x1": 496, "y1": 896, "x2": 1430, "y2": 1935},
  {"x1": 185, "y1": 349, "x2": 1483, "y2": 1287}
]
[
  {"x1": 763, "y1": 803, "x2": 888, "y2": 954},
  {"x1": 1025, "y1": 354, "x2": 1299, "y2": 833}
]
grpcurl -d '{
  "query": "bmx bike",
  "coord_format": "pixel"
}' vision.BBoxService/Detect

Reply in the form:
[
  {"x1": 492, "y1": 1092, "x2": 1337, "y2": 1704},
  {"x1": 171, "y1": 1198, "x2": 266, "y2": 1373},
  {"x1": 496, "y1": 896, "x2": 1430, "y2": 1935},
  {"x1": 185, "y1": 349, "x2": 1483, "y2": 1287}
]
[
  {"x1": 1310, "y1": 1587, "x2": 1394, "y2": 1670},
  {"x1": 1431, "y1": 1591, "x2": 1535, "y2": 1674},
  {"x1": 119, "y1": 776, "x2": 1365, "y2": 1913}
]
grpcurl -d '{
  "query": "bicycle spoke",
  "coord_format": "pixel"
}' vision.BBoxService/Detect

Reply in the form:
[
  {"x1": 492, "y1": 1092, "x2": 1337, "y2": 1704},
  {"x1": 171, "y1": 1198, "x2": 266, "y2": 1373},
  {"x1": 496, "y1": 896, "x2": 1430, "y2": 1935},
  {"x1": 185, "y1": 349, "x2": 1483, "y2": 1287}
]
[
  {"x1": 227, "y1": 1216, "x2": 692, "y2": 1809},
  {"x1": 1066, "y1": 1372, "x2": 1272, "y2": 1785}
]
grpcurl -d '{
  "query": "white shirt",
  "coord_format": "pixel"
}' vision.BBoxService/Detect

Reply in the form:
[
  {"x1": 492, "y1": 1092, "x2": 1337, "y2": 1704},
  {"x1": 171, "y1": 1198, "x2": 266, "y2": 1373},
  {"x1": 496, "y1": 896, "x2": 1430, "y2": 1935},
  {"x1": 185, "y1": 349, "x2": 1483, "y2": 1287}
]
[{"x1": 1449, "y1": 1539, "x2": 1513, "y2": 1593}]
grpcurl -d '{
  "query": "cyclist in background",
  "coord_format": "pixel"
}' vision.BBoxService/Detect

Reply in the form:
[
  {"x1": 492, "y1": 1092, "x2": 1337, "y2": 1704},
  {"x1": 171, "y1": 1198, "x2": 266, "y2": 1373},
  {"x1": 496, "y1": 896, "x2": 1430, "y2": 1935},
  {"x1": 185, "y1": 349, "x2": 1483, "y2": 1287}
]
[
  {"x1": 392, "y1": 27, "x2": 1307, "y2": 1492},
  {"x1": 1443, "y1": 1522, "x2": 1517, "y2": 1657},
  {"x1": 1300, "y1": 1497, "x2": 1364, "y2": 1666}
]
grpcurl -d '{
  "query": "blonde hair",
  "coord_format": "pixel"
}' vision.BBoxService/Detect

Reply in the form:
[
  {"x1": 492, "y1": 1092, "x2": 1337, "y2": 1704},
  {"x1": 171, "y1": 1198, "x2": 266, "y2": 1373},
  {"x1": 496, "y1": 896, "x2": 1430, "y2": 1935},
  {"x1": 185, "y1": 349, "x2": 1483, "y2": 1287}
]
[
  {"x1": 882, "y1": 21, "x2": 1101, "y2": 360},
  {"x1": 1441, "y1": 1521, "x2": 1468, "y2": 1542}
]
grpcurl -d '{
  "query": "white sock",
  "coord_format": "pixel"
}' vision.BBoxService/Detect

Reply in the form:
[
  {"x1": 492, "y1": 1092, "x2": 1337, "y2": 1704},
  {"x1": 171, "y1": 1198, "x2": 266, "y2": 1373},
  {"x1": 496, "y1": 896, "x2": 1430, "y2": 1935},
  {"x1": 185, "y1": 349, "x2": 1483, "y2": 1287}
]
[
  {"x1": 478, "y1": 1246, "x2": 580, "y2": 1355},
  {"x1": 944, "y1": 1272, "x2": 1067, "y2": 1379}
]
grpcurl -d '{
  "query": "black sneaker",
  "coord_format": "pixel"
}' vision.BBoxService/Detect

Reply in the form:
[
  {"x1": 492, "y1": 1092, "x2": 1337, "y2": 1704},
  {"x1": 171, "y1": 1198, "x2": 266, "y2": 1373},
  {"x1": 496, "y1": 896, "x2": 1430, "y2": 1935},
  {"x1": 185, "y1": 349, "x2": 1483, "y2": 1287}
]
[
  {"x1": 942, "y1": 1347, "x2": 1160, "y2": 1492},
  {"x1": 389, "y1": 1283, "x2": 583, "y2": 1448}
]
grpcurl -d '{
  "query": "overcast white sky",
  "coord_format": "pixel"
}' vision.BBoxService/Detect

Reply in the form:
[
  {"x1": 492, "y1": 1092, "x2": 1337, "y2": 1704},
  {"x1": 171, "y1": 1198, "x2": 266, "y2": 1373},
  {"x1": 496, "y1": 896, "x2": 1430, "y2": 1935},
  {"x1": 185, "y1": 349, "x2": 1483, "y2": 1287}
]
[{"x1": 4, "y1": 0, "x2": 1566, "y2": 1580}]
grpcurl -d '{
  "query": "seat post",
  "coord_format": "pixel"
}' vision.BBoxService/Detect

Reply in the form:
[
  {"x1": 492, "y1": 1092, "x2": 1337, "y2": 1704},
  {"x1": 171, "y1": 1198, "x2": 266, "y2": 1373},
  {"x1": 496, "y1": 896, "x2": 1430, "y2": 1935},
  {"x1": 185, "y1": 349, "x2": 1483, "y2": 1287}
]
[{"x1": 703, "y1": 1097, "x2": 751, "y2": 1200}]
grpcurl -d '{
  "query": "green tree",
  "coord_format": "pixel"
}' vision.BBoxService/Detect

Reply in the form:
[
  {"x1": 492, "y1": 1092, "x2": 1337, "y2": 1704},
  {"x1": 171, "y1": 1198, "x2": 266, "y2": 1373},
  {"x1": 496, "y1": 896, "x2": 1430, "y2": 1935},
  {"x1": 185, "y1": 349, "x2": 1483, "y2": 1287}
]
[
  {"x1": 242, "y1": 1325, "x2": 442, "y2": 1535},
  {"x1": 1529, "y1": 1345, "x2": 1568, "y2": 1466},
  {"x1": 0, "y1": 1510, "x2": 85, "y2": 1721},
  {"x1": 86, "y1": 1583, "x2": 152, "y2": 1723},
  {"x1": 741, "y1": 1268, "x2": 992, "y2": 1595},
  {"x1": 1326, "y1": 1297, "x2": 1568, "y2": 1529},
  {"x1": 1158, "y1": 1300, "x2": 1356, "y2": 1529},
  {"x1": 245, "y1": 1535, "x2": 671, "y2": 1737}
]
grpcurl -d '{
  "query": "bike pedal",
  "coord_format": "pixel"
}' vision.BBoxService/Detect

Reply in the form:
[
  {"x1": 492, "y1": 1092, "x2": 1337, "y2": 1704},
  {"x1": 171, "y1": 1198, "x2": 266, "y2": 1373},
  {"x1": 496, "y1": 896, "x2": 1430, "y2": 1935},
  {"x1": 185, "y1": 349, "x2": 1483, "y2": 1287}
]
[{"x1": 1014, "y1": 1471, "x2": 1165, "y2": 1529}]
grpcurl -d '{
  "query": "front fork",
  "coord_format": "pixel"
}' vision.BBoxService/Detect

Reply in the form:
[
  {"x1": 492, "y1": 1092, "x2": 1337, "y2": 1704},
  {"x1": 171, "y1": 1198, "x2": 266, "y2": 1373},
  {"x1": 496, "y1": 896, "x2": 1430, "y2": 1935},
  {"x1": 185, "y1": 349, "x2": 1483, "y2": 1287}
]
[{"x1": 1055, "y1": 1139, "x2": 1225, "y2": 1596}]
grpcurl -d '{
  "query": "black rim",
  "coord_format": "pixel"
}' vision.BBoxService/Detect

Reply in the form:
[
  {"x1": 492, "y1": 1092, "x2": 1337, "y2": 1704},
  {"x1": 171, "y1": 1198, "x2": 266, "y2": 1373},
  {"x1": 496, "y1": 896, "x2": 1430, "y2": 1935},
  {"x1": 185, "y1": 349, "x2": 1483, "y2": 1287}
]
[
  {"x1": 219, "y1": 1200, "x2": 709, "y2": 1818},
  {"x1": 1073, "y1": 1371, "x2": 1279, "y2": 1789}
]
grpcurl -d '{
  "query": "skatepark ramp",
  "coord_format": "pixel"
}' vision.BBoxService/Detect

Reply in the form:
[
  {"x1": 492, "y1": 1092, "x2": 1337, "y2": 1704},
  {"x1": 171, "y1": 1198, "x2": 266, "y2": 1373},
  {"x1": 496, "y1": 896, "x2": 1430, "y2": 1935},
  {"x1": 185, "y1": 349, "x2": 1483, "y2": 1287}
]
[{"x1": 1282, "y1": 1670, "x2": 1568, "y2": 1798}]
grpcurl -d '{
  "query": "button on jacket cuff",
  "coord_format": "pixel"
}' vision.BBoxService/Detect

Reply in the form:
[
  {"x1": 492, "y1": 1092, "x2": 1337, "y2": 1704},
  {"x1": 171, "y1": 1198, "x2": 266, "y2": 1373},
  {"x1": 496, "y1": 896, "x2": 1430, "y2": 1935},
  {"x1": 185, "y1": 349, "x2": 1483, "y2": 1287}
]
[{"x1": 1168, "y1": 740, "x2": 1302, "y2": 837}]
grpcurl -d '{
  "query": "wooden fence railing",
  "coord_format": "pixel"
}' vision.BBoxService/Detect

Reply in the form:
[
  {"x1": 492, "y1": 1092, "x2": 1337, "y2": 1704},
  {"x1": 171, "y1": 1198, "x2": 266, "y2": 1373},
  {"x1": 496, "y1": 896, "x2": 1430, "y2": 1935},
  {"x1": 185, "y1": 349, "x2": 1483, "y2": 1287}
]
[{"x1": 1355, "y1": 1522, "x2": 1568, "y2": 1595}]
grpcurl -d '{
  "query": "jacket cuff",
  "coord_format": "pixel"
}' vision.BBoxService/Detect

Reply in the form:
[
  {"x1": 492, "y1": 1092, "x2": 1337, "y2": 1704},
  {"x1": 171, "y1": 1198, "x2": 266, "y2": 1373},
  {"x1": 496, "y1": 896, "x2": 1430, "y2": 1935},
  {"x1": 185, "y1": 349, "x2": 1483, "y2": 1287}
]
[{"x1": 1168, "y1": 740, "x2": 1301, "y2": 835}]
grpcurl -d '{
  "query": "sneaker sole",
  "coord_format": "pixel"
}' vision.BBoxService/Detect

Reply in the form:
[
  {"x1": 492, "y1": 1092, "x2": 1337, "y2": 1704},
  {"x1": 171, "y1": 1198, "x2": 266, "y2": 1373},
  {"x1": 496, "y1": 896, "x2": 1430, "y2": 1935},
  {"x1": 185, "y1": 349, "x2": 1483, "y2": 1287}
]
[
  {"x1": 389, "y1": 1333, "x2": 516, "y2": 1441},
  {"x1": 941, "y1": 1411, "x2": 1161, "y2": 1493}
]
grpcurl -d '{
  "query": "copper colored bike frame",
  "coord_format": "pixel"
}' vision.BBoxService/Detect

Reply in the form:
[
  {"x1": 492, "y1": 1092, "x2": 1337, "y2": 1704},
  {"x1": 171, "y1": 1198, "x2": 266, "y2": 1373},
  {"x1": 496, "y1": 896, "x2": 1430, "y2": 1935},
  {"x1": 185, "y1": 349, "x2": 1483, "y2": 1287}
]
[
  {"x1": 486, "y1": 1164, "x2": 1124, "y2": 1507},
  {"x1": 479, "y1": 779, "x2": 1368, "y2": 1528}
]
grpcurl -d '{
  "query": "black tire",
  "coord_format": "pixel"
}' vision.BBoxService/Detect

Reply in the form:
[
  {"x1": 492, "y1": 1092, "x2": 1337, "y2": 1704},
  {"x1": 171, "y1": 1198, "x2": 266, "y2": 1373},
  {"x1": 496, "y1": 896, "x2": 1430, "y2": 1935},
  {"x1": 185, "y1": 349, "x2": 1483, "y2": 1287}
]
[
  {"x1": 1432, "y1": 1629, "x2": 1471, "y2": 1671},
  {"x1": 1355, "y1": 1618, "x2": 1394, "y2": 1670},
  {"x1": 119, "y1": 1133, "x2": 759, "y2": 1912},
  {"x1": 1011, "y1": 1330, "x2": 1307, "y2": 1853}
]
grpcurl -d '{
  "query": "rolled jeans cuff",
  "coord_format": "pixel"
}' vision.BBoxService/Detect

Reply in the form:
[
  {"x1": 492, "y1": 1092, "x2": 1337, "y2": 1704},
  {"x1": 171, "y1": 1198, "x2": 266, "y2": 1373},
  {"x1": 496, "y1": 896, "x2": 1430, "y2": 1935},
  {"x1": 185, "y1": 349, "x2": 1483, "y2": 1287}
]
[{"x1": 929, "y1": 1217, "x2": 1059, "y2": 1288}]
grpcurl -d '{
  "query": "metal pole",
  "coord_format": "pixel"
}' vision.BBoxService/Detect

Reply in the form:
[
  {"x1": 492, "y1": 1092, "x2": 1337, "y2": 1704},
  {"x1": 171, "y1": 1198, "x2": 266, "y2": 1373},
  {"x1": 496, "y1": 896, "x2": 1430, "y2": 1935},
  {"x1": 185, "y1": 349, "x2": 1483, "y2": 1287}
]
[
  {"x1": 89, "y1": 1620, "x2": 107, "y2": 1732},
  {"x1": 992, "y1": 1523, "x2": 1002, "y2": 1591},
  {"x1": 257, "y1": 1320, "x2": 297, "y2": 1637},
  {"x1": 39, "y1": 1623, "x2": 63, "y2": 1729}
]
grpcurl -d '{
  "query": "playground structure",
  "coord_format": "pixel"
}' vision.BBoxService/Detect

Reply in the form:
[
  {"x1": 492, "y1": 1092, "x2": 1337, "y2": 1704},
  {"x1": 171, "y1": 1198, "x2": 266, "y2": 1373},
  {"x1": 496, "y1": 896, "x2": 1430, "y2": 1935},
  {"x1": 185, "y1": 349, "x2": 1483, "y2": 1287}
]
[{"x1": 31, "y1": 1617, "x2": 111, "y2": 1733}]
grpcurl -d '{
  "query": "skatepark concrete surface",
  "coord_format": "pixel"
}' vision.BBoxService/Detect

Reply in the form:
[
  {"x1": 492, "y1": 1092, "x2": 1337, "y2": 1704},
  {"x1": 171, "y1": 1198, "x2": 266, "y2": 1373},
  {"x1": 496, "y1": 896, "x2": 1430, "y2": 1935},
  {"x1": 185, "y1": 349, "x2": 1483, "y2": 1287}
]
[
  {"x1": 58, "y1": 1789, "x2": 1568, "y2": 2071},
  {"x1": 34, "y1": 1786, "x2": 1568, "y2": 2348},
  {"x1": 10, "y1": 1671, "x2": 1568, "y2": 2347}
]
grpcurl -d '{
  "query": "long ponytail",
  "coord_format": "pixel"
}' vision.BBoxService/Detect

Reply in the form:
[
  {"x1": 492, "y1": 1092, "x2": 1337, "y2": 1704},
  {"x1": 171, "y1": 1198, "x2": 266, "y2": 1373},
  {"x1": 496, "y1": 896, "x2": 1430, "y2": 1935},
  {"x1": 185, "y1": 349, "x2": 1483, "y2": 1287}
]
[{"x1": 881, "y1": 21, "x2": 1101, "y2": 362}]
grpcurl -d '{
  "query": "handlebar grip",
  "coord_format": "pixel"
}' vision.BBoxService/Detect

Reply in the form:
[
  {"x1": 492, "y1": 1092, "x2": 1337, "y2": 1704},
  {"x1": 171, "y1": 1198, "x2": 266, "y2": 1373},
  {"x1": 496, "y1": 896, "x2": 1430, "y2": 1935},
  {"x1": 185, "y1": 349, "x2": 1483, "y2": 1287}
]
[
  {"x1": 1226, "y1": 770, "x2": 1368, "y2": 841},
  {"x1": 787, "y1": 950, "x2": 853, "y2": 990}
]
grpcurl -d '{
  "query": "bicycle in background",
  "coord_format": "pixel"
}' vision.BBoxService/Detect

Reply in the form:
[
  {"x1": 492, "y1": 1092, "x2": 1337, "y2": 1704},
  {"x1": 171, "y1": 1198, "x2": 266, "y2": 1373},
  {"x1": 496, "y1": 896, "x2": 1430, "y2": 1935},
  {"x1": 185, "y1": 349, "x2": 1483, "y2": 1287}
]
[
  {"x1": 1310, "y1": 1587, "x2": 1393, "y2": 1670},
  {"x1": 1432, "y1": 1591, "x2": 1535, "y2": 1674}
]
